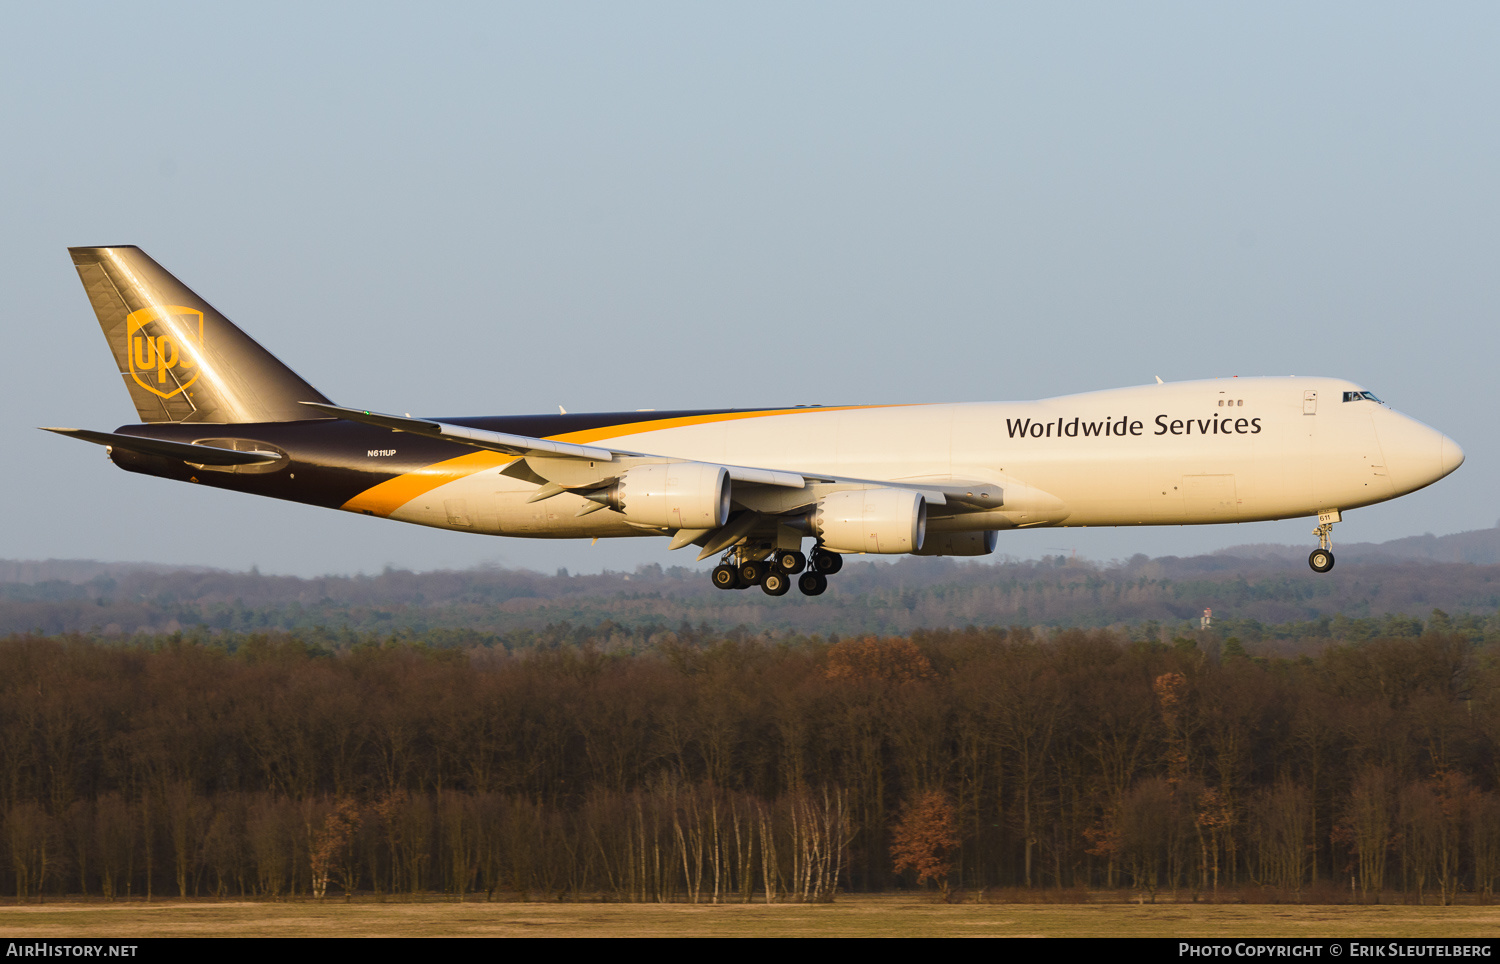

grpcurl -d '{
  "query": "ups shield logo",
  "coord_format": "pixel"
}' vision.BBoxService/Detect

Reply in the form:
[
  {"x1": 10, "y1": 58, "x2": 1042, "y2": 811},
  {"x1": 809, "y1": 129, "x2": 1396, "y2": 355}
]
[{"x1": 126, "y1": 305, "x2": 203, "y2": 399}]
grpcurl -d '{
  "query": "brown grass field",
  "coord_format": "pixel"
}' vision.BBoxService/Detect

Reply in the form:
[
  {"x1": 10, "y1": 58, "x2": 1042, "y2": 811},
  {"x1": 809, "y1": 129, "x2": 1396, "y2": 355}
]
[{"x1": 2, "y1": 896, "x2": 1499, "y2": 938}]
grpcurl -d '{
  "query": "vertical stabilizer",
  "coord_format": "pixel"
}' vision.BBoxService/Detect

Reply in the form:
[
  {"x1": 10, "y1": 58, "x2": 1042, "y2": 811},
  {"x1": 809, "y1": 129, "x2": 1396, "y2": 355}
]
[{"x1": 69, "y1": 246, "x2": 331, "y2": 423}]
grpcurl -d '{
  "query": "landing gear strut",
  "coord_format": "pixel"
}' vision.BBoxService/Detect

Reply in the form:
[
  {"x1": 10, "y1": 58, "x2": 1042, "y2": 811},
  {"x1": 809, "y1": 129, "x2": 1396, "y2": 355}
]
[{"x1": 1309, "y1": 509, "x2": 1340, "y2": 573}]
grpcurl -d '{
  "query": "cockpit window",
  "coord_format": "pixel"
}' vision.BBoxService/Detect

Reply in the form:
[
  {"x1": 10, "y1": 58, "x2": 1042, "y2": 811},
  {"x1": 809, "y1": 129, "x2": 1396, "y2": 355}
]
[{"x1": 1342, "y1": 391, "x2": 1383, "y2": 403}]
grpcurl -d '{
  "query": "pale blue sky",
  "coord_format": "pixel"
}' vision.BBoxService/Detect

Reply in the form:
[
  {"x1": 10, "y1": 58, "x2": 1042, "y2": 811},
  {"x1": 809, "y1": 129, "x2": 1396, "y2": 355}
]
[{"x1": 3, "y1": 3, "x2": 1495, "y2": 575}]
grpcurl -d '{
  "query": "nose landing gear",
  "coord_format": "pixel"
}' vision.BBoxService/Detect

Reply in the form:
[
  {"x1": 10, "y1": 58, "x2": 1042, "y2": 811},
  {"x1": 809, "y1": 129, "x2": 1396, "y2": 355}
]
[{"x1": 1308, "y1": 509, "x2": 1340, "y2": 573}]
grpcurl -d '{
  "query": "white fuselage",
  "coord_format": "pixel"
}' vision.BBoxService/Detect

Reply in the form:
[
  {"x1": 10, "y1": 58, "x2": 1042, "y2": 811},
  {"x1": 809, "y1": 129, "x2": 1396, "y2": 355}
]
[{"x1": 381, "y1": 377, "x2": 1463, "y2": 540}]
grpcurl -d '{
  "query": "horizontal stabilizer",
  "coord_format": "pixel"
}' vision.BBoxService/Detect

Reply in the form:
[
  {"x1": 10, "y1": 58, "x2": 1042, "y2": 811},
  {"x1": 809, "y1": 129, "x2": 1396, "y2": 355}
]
[{"x1": 41, "y1": 428, "x2": 282, "y2": 466}]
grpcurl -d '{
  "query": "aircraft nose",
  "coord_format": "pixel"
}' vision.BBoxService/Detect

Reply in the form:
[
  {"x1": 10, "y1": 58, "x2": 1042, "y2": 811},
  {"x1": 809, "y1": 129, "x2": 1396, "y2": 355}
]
[
  {"x1": 1375, "y1": 411, "x2": 1463, "y2": 494},
  {"x1": 1441, "y1": 434, "x2": 1465, "y2": 476}
]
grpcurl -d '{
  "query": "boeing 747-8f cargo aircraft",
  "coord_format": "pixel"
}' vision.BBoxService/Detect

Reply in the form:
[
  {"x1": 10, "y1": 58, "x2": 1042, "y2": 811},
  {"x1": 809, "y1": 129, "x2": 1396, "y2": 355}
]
[{"x1": 46, "y1": 247, "x2": 1465, "y2": 596}]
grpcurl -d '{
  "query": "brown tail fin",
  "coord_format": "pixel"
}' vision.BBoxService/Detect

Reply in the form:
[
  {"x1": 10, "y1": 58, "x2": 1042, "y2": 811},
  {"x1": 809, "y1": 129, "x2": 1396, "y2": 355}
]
[{"x1": 69, "y1": 246, "x2": 331, "y2": 423}]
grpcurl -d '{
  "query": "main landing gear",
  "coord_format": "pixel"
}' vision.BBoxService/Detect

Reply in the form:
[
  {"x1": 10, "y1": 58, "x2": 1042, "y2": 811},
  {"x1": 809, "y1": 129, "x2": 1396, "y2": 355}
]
[
  {"x1": 711, "y1": 545, "x2": 844, "y2": 596},
  {"x1": 1308, "y1": 509, "x2": 1340, "y2": 573}
]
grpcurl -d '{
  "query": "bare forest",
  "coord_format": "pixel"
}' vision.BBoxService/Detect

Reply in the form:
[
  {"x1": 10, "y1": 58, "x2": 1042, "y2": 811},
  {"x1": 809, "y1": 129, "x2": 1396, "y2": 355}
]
[{"x1": 5, "y1": 616, "x2": 1500, "y2": 903}]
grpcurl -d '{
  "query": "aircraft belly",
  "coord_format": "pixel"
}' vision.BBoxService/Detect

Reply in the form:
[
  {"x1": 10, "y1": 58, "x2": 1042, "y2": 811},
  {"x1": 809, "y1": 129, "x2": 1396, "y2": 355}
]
[{"x1": 383, "y1": 471, "x2": 643, "y2": 537}]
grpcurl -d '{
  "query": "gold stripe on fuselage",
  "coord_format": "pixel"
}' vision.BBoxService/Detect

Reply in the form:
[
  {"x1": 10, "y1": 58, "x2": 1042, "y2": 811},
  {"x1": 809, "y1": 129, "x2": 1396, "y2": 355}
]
[{"x1": 342, "y1": 450, "x2": 515, "y2": 517}]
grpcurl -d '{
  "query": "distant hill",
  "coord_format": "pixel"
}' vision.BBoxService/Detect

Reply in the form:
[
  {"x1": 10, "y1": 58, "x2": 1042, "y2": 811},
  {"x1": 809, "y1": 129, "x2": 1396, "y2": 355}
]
[
  {"x1": 0, "y1": 559, "x2": 220, "y2": 584},
  {"x1": 4, "y1": 525, "x2": 1500, "y2": 637},
  {"x1": 1218, "y1": 522, "x2": 1500, "y2": 565}
]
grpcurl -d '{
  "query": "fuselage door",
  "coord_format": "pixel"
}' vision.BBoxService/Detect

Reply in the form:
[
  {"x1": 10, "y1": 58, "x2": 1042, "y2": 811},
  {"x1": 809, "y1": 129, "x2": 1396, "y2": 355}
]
[{"x1": 1303, "y1": 390, "x2": 1318, "y2": 415}]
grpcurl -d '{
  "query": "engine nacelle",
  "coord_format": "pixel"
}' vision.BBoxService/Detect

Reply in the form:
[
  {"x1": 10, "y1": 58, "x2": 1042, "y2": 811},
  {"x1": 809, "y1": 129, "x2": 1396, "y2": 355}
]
[
  {"x1": 814, "y1": 488, "x2": 927, "y2": 553},
  {"x1": 597, "y1": 462, "x2": 731, "y2": 530},
  {"x1": 912, "y1": 530, "x2": 998, "y2": 556}
]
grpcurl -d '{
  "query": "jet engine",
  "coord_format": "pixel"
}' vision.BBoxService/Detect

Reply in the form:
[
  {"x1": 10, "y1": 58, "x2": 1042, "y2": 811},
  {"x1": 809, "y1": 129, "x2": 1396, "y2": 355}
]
[
  {"x1": 589, "y1": 462, "x2": 731, "y2": 529},
  {"x1": 913, "y1": 530, "x2": 998, "y2": 556},
  {"x1": 813, "y1": 488, "x2": 927, "y2": 553}
]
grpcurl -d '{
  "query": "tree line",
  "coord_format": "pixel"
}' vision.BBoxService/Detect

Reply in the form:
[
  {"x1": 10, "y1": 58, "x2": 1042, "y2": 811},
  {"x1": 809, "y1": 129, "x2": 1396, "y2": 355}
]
[
  {"x1": 3, "y1": 622, "x2": 1500, "y2": 901},
  {"x1": 6, "y1": 553, "x2": 1500, "y2": 637}
]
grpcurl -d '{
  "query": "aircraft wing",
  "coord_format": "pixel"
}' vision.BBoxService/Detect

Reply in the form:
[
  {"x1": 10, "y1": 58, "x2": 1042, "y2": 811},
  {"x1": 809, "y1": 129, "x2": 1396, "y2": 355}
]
[
  {"x1": 300, "y1": 402, "x2": 618, "y2": 462},
  {"x1": 304, "y1": 402, "x2": 808, "y2": 488},
  {"x1": 307, "y1": 404, "x2": 1005, "y2": 513}
]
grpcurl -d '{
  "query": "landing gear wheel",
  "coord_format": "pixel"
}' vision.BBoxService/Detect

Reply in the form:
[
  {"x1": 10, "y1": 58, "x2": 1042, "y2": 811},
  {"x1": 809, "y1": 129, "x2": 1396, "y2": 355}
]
[
  {"x1": 1309, "y1": 549, "x2": 1335, "y2": 573},
  {"x1": 774, "y1": 551, "x2": 806, "y2": 575},
  {"x1": 761, "y1": 571, "x2": 792, "y2": 596},
  {"x1": 810, "y1": 548, "x2": 842, "y2": 575},
  {"x1": 711, "y1": 564, "x2": 740, "y2": 590},
  {"x1": 798, "y1": 572, "x2": 828, "y2": 596},
  {"x1": 738, "y1": 561, "x2": 766, "y2": 588}
]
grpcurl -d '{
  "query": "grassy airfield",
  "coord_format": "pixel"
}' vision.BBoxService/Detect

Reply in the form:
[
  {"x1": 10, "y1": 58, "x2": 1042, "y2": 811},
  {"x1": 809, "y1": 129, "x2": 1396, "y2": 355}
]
[{"x1": 2, "y1": 896, "x2": 1498, "y2": 938}]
